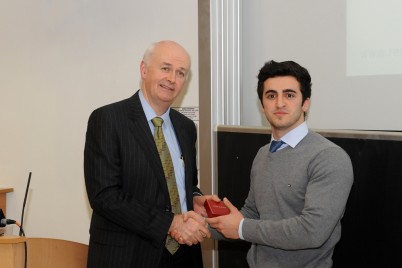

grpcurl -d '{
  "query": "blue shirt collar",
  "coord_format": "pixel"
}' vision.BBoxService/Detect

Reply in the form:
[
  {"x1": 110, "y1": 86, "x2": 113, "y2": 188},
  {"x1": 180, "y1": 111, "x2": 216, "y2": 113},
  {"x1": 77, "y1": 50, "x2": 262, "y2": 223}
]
[
  {"x1": 271, "y1": 122, "x2": 308, "y2": 149},
  {"x1": 139, "y1": 89, "x2": 171, "y2": 123}
]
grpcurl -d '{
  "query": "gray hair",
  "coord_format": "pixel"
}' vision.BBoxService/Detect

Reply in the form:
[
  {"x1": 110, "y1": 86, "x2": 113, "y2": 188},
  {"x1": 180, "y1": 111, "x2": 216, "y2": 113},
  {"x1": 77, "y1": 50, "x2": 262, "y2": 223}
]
[{"x1": 142, "y1": 40, "x2": 191, "y2": 67}]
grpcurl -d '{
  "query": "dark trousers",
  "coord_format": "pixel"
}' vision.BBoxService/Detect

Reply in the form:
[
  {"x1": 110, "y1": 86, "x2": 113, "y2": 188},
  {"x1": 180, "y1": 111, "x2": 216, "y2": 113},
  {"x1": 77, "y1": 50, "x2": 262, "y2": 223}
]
[{"x1": 159, "y1": 244, "x2": 203, "y2": 268}]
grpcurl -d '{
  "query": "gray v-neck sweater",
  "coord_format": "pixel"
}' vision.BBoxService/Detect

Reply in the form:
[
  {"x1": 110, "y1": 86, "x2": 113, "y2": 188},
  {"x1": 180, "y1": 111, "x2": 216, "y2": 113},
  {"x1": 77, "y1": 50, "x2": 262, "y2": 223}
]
[{"x1": 242, "y1": 131, "x2": 353, "y2": 268}]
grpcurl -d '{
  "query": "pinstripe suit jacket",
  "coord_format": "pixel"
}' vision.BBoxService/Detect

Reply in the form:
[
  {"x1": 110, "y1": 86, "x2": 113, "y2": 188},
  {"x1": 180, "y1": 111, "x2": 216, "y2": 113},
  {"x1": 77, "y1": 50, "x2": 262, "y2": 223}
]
[{"x1": 84, "y1": 91, "x2": 202, "y2": 267}]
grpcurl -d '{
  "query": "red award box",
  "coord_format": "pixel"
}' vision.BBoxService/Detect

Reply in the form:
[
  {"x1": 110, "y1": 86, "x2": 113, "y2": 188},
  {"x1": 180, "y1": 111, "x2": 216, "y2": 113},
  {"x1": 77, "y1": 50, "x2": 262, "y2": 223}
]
[{"x1": 204, "y1": 200, "x2": 230, "y2": 218}]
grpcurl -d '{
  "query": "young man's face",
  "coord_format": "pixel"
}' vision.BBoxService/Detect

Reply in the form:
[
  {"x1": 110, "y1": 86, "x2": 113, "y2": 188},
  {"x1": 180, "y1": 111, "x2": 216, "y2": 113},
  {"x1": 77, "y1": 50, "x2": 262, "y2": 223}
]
[
  {"x1": 140, "y1": 42, "x2": 190, "y2": 114},
  {"x1": 262, "y1": 76, "x2": 310, "y2": 139}
]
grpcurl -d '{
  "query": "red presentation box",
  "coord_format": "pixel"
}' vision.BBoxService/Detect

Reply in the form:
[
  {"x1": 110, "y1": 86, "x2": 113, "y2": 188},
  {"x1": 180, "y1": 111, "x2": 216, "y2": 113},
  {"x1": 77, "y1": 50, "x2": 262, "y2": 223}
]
[{"x1": 204, "y1": 200, "x2": 230, "y2": 218}]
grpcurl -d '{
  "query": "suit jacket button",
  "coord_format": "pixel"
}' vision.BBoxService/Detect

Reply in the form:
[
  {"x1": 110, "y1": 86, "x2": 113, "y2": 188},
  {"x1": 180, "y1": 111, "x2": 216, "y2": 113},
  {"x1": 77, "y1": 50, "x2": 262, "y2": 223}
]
[{"x1": 165, "y1": 206, "x2": 171, "y2": 211}]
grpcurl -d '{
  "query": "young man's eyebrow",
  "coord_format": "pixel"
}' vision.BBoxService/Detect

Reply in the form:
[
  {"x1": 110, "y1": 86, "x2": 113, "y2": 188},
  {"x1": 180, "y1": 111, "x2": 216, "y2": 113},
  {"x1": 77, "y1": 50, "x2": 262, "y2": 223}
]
[
  {"x1": 265, "y1": 89, "x2": 296, "y2": 93},
  {"x1": 283, "y1": 89, "x2": 297, "y2": 93}
]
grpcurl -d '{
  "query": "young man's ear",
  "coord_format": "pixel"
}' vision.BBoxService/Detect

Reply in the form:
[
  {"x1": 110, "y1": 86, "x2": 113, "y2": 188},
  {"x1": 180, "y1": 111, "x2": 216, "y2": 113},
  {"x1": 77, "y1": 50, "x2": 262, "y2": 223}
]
[{"x1": 302, "y1": 97, "x2": 311, "y2": 112}]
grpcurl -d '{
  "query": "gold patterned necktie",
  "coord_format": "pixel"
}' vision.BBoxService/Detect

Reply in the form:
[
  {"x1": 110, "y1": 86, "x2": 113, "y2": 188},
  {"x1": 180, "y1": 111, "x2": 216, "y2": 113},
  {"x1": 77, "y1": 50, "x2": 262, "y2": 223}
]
[{"x1": 152, "y1": 117, "x2": 181, "y2": 254}]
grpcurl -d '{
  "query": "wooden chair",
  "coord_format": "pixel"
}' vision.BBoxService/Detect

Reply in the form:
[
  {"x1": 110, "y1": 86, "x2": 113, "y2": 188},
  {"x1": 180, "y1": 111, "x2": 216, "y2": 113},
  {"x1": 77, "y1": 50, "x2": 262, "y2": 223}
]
[
  {"x1": 0, "y1": 236, "x2": 26, "y2": 268},
  {"x1": 27, "y1": 238, "x2": 88, "y2": 268}
]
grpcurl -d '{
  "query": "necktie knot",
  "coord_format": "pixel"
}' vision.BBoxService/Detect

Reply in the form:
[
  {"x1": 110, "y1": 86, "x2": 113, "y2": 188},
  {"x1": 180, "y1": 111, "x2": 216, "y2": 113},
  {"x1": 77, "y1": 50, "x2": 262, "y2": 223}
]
[
  {"x1": 152, "y1": 117, "x2": 163, "y2": 127},
  {"x1": 270, "y1": 140, "x2": 285, "y2": 153}
]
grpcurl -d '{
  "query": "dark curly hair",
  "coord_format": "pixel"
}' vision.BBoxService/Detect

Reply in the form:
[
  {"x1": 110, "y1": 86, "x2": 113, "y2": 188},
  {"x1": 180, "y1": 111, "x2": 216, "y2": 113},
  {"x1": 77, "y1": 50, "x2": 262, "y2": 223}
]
[{"x1": 257, "y1": 60, "x2": 312, "y2": 106}]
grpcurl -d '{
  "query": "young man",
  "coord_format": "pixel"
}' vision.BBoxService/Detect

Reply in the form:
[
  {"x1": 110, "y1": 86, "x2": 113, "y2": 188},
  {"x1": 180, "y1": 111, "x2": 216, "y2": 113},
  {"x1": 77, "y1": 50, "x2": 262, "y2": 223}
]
[
  {"x1": 84, "y1": 40, "x2": 209, "y2": 268},
  {"x1": 207, "y1": 60, "x2": 354, "y2": 267}
]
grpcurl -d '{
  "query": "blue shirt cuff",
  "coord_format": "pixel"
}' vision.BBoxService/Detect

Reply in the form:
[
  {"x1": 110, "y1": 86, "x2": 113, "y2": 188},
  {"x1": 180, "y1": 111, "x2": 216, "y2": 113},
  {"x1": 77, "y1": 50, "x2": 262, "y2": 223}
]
[{"x1": 238, "y1": 218, "x2": 244, "y2": 240}]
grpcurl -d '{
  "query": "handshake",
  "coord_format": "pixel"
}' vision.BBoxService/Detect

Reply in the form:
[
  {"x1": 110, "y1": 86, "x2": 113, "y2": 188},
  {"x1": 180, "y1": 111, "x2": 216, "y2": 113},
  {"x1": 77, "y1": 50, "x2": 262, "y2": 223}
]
[{"x1": 168, "y1": 195, "x2": 243, "y2": 246}]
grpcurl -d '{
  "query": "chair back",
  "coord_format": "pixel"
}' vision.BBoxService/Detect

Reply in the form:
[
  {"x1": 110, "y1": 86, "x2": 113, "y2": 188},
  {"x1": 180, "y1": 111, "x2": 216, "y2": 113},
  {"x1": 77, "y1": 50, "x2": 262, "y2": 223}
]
[{"x1": 27, "y1": 237, "x2": 88, "y2": 268}]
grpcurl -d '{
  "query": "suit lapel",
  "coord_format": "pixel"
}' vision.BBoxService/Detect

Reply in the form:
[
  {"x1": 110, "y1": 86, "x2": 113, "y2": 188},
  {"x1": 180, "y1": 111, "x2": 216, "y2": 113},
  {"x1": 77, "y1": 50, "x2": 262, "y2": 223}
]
[
  {"x1": 170, "y1": 110, "x2": 192, "y2": 198},
  {"x1": 126, "y1": 92, "x2": 170, "y2": 202},
  {"x1": 170, "y1": 110, "x2": 187, "y2": 161}
]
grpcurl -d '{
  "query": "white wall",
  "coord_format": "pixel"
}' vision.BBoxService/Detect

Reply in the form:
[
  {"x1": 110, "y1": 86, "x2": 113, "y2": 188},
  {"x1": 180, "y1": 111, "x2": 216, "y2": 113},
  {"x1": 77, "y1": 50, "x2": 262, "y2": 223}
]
[
  {"x1": 241, "y1": 0, "x2": 402, "y2": 131},
  {"x1": 0, "y1": 0, "x2": 198, "y2": 244}
]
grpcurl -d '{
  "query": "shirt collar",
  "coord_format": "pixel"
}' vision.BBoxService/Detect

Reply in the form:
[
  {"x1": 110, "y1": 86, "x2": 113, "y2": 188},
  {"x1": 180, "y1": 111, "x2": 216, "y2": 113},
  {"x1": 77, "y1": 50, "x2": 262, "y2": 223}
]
[
  {"x1": 139, "y1": 89, "x2": 171, "y2": 123},
  {"x1": 271, "y1": 122, "x2": 308, "y2": 149}
]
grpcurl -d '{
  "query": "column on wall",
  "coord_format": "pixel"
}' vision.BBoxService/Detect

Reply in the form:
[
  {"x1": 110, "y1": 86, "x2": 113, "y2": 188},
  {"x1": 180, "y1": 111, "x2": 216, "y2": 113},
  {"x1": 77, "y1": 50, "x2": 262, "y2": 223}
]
[{"x1": 210, "y1": 0, "x2": 242, "y2": 126}]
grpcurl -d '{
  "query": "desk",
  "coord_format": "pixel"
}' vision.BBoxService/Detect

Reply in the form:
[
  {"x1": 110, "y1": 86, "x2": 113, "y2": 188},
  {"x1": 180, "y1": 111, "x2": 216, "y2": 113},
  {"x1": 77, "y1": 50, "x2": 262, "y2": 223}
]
[
  {"x1": 0, "y1": 187, "x2": 13, "y2": 216},
  {"x1": 0, "y1": 235, "x2": 26, "y2": 268}
]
